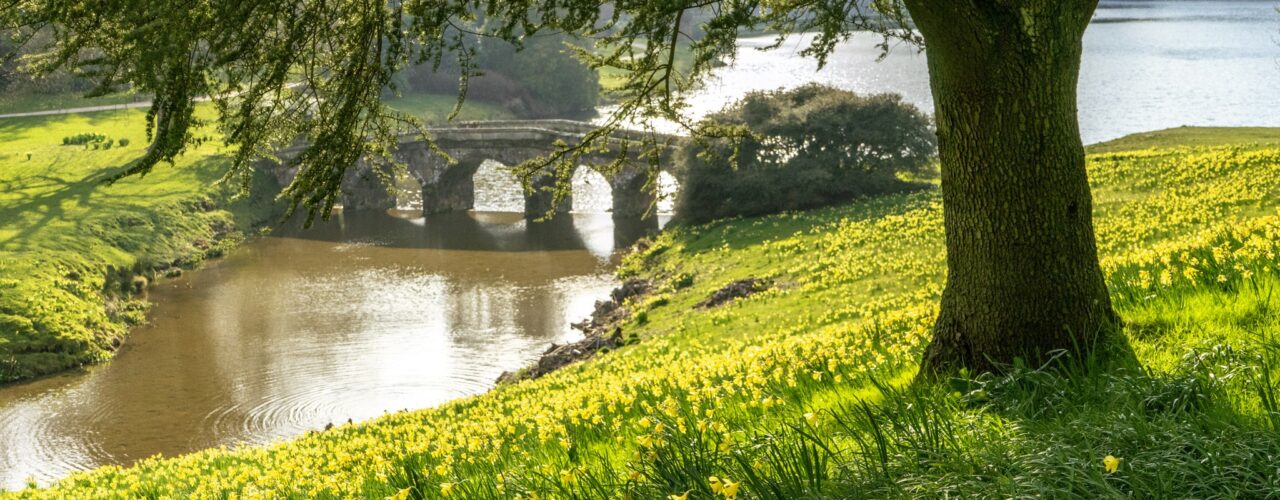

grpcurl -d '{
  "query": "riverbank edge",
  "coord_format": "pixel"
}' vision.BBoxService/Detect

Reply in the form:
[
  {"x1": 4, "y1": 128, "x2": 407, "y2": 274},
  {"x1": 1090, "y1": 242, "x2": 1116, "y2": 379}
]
[{"x1": 0, "y1": 171, "x2": 283, "y2": 385}]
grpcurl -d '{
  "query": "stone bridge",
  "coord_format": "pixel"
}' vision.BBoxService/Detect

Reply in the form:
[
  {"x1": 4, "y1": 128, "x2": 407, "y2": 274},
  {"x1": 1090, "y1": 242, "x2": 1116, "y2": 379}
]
[{"x1": 271, "y1": 119, "x2": 677, "y2": 225}]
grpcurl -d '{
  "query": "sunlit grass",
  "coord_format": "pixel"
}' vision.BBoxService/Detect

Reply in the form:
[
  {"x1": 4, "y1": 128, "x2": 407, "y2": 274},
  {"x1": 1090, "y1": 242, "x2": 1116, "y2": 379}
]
[
  {"x1": 1087, "y1": 126, "x2": 1280, "y2": 153},
  {"x1": 0, "y1": 108, "x2": 276, "y2": 382},
  {"x1": 8, "y1": 128, "x2": 1280, "y2": 498}
]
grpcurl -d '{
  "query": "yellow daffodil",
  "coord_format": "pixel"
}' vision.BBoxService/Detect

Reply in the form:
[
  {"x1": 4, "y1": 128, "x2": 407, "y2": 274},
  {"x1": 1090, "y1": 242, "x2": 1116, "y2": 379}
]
[
  {"x1": 721, "y1": 478, "x2": 741, "y2": 498},
  {"x1": 1104, "y1": 455, "x2": 1121, "y2": 474},
  {"x1": 20, "y1": 142, "x2": 1280, "y2": 500}
]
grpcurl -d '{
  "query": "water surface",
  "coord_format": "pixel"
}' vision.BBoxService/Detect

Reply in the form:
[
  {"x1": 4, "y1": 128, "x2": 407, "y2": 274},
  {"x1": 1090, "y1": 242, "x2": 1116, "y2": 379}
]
[
  {"x1": 0, "y1": 212, "x2": 627, "y2": 489},
  {"x1": 665, "y1": 0, "x2": 1280, "y2": 144}
]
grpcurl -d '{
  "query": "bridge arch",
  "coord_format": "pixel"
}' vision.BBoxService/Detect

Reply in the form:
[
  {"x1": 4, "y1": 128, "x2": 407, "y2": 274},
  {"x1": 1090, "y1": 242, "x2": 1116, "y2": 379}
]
[{"x1": 275, "y1": 120, "x2": 674, "y2": 231}]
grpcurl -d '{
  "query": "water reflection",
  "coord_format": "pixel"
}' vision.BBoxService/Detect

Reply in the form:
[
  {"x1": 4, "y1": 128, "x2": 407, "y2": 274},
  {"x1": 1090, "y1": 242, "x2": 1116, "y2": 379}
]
[
  {"x1": 0, "y1": 211, "x2": 637, "y2": 490},
  {"x1": 288, "y1": 210, "x2": 660, "y2": 256}
]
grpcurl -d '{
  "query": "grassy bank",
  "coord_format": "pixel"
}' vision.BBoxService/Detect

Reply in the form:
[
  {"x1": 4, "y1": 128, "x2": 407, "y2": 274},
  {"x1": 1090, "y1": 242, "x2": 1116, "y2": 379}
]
[
  {"x1": 10, "y1": 127, "x2": 1280, "y2": 498},
  {"x1": 0, "y1": 108, "x2": 278, "y2": 383}
]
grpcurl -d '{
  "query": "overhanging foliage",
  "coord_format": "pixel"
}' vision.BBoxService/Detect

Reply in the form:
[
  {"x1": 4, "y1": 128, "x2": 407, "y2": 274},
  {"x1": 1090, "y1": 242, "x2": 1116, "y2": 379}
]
[{"x1": 0, "y1": 0, "x2": 917, "y2": 223}]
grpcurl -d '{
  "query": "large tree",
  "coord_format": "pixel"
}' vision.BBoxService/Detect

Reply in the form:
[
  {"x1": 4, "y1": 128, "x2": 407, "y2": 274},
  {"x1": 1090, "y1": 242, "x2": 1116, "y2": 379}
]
[
  {"x1": 904, "y1": 1, "x2": 1118, "y2": 373},
  {"x1": 2, "y1": 0, "x2": 1119, "y2": 374}
]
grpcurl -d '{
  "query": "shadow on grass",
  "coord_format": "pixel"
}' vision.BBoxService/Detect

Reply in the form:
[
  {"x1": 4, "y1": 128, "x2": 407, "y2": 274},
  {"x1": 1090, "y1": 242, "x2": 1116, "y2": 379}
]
[
  {"x1": 0, "y1": 156, "x2": 230, "y2": 253},
  {"x1": 829, "y1": 282, "x2": 1280, "y2": 497}
]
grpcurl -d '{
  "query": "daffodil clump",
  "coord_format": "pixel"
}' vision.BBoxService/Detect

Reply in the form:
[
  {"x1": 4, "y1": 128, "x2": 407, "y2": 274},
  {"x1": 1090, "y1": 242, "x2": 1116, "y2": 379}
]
[{"x1": 12, "y1": 131, "x2": 1280, "y2": 498}]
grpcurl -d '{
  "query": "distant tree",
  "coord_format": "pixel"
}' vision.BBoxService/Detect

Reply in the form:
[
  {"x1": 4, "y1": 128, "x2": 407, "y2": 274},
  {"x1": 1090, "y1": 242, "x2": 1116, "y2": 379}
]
[
  {"x1": 0, "y1": 29, "x2": 95, "y2": 95},
  {"x1": 2, "y1": 0, "x2": 1120, "y2": 375},
  {"x1": 472, "y1": 32, "x2": 599, "y2": 117},
  {"x1": 675, "y1": 84, "x2": 934, "y2": 224},
  {"x1": 396, "y1": 32, "x2": 599, "y2": 118}
]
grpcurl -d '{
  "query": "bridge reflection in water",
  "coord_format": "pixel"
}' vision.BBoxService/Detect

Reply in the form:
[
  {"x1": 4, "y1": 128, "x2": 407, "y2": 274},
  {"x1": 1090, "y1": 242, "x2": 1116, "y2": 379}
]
[{"x1": 286, "y1": 209, "x2": 670, "y2": 259}]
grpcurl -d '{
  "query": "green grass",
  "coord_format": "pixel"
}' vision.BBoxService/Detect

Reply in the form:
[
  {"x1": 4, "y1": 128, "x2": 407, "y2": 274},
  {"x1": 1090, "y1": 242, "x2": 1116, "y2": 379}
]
[
  {"x1": 0, "y1": 91, "x2": 144, "y2": 115},
  {"x1": 9, "y1": 128, "x2": 1280, "y2": 498},
  {"x1": 0, "y1": 108, "x2": 278, "y2": 383},
  {"x1": 383, "y1": 92, "x2": 514, "y2": 124},
  {"x1": 1088, "y1": 126, "x2": 1280, "y2": 153}
]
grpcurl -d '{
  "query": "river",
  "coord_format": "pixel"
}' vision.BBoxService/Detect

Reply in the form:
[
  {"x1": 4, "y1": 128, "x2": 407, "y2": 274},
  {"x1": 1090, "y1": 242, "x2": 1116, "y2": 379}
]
[
  {"x1": 0, "y1": 211, "x2": 636, "y2": 489},
  {"x1": 2, "y1": 0, "x2": 1279, "y2": 490}
]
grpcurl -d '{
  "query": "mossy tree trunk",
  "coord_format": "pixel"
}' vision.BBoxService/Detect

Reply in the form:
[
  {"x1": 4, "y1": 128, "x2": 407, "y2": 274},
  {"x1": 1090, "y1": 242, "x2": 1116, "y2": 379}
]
[{"x1": 903, "y1": 0, "x2": 1120, "y2": 374}]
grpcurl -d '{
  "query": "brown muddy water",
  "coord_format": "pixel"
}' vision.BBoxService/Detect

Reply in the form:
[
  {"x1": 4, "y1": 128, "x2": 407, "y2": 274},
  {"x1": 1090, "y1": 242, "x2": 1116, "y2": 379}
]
[{"x1": 0, "y1": 210, "x2": 653, "y2": 490}]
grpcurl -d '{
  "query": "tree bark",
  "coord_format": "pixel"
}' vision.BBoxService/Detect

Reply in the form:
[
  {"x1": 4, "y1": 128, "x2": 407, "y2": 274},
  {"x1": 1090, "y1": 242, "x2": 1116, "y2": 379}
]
[{"x1": 902, "y1": 0, "x2": 1120, "y2": 374}]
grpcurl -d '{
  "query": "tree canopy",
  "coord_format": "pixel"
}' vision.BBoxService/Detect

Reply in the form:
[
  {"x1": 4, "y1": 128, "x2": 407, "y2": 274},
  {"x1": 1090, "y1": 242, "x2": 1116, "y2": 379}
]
[{"x1": 0, "y1": 1, "x2": 913, "y2": 222}]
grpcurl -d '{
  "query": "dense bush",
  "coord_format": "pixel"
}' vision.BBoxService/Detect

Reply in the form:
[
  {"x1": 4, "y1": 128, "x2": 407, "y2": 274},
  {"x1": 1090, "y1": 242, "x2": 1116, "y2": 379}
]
[{"x1": 673, "y1": 84, "x2": 936, "y2": 224}]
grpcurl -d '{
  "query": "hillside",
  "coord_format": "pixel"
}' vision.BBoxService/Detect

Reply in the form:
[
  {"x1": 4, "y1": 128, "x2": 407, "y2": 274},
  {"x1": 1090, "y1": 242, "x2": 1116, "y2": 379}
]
[
  {"x1": 0, "y1": 108, "x2": 280, "y2": 383},
  {"x1": 11, "y1": 127, "x2": 1280, "y2": 498}
]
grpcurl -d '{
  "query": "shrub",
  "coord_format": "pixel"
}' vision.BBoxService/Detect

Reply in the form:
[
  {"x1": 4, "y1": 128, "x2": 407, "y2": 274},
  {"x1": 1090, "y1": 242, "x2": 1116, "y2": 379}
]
[
  {"x1": 61, "y1": 132, "x2": 108, "y2": 146},
  {"x1": 673, "y1": 84, "x2": 936, "y2": 224},
  {"x1": 118, "y1": 138, "x2": 130, "y2": 147}
]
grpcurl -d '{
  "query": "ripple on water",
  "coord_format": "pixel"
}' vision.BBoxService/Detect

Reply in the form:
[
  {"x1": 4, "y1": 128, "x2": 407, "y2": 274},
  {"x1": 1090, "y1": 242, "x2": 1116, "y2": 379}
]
[
  {"x1": 200, "y1": 359, "x2": 498, "y2": 448},
  {"x1": 0, "y1": 383, "x2": 118, "y2": 489}
]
